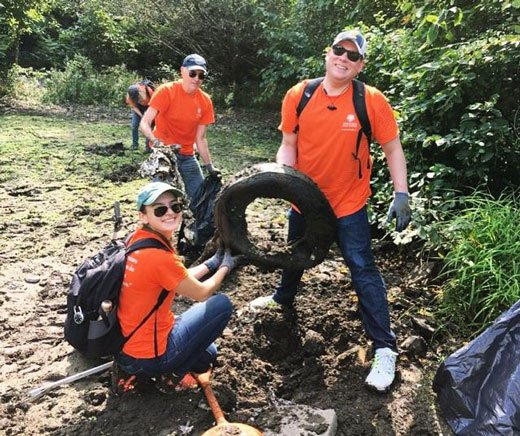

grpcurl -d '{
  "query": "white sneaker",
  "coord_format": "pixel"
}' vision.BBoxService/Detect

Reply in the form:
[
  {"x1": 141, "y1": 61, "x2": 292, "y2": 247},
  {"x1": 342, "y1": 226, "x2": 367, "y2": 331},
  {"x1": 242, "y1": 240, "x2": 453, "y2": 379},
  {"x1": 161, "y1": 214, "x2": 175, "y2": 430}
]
[
  {"x1": 249, "y1": 295, "x2": 280, "y2": 311},
  {"x1": 365, "y1": 347, "x2": 398, "y2": 392}
]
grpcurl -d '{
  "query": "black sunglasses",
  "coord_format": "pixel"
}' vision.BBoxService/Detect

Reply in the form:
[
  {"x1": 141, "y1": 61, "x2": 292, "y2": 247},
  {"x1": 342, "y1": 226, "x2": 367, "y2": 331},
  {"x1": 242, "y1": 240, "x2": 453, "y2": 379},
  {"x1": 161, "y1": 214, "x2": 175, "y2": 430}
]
[
  {"x1": 188, "y1": 70, "x2": 206, "y2": 80},
  {"x1": 153, "y1": 202, "x2": 184, "y2": 217},
  {"x1": 332, "y1": 45, "x2": 363, "y2": 62}
]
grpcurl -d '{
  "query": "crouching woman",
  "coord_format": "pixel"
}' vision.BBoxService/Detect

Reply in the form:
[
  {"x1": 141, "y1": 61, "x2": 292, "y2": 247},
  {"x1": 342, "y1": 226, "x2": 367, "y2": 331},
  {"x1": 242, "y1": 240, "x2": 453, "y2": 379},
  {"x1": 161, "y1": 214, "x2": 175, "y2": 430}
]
[{"x1": 113, "y1": 181, "x2": 237, "y2": 395}]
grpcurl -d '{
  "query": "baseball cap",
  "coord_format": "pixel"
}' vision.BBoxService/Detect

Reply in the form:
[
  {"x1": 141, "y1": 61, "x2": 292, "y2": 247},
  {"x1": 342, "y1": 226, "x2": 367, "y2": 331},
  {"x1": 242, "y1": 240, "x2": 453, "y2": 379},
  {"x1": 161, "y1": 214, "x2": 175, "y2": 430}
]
[
  {"x1": 332, "y1": 30, "x2": 367, "y2": 57},
  {"x1": 182, "y1": 54, "x2": 208, "y2": 73},
  {"x1": 127, "y1": 84, "x2": 140, "y2": 100},
  {"x1": 136, "y1": 181, "x2": 185, "y2": 211}
]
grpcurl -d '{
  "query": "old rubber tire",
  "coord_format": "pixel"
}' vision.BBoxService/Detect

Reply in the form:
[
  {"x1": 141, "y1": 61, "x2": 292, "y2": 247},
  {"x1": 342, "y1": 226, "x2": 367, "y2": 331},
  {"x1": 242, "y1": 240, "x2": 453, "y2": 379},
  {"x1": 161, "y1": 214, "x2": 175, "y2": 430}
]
[{"x1": 214, "y1": 163, "x2": 336, "y2": 270}]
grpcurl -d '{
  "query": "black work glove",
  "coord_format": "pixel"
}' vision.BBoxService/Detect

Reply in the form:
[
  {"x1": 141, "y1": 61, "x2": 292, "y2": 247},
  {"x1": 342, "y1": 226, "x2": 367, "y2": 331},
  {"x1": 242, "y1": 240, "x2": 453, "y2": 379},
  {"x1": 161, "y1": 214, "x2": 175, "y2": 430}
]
[
  {"x1": 386, "y1": 192, "x2": 411, "y2": 232},
  {"x1": 203, "y1": 163, "x2": 221, "y2": 178},
  {"x1": 219, "y1": 249, "x2": 242, "y2": 274},
  {"x1": 203, "y1": 248, "x2": 224, "y2": 273}
]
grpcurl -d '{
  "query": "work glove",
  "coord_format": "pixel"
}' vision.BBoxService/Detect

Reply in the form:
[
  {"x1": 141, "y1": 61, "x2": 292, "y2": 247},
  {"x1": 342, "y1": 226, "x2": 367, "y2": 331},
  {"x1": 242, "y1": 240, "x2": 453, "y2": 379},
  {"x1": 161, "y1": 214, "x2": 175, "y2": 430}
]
[
  {"x1": 219, "y1": 249, "x2": 242, "y2": 274},
  {"x1": 203, "y1": 248, "x2": 224, "y2": 273},
  {"x1": 204, "y1": 163, "x2": 221, "y2": 178},
  {"x1": 386, "y1": 192, "x2": 411, "y2": 232}
]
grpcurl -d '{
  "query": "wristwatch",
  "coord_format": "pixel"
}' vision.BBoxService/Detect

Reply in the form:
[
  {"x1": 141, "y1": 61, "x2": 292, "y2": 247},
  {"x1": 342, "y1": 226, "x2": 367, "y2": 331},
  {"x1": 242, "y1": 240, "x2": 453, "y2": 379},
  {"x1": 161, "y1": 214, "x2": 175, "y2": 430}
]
[{"x1": 152, "y1": 138, "x2": 161, "y2": 147}]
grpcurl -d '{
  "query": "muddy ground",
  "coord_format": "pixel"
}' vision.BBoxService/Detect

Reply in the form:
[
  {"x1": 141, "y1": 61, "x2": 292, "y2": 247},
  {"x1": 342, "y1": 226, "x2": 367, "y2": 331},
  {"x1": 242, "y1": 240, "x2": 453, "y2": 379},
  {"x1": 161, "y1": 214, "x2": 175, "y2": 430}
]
[{"x1": 0, "y1": 104, "x2": 455, "y2": 435}]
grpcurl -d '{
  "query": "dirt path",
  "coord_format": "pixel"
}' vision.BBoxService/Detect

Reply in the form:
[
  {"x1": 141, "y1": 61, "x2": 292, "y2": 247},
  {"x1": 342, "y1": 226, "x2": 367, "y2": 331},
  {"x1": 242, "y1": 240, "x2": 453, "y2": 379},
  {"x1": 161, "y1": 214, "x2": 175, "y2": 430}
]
[{"x1": 0, "y1": 107, "x2": 454, "y2": 435}]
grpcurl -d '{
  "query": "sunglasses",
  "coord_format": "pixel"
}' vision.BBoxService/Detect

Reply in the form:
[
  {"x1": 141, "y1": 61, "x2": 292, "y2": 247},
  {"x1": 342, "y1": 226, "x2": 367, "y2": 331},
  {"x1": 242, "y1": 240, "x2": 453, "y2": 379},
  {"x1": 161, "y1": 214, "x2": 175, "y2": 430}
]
[
  {"x1": 331, "y1": 45, "x2": 363, "y2": 62},
  {"x1": 153, "y1": 202, "x2": 184, "y2": 217},
  {"x1": 188, "y1": 70, "x2": 206, "y2": 80}
]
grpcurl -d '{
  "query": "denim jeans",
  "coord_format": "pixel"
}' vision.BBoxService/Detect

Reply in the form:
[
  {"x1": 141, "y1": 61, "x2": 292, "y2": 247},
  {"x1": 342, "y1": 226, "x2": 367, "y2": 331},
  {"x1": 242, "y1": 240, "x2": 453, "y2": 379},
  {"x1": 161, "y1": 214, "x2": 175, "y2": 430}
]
[
  {"x1": 116, "y1": 294, "x2": 232, "y2": 378},
  {"x1": 273, "y1": 207, "x2": 397, "y2": 351},
  {"x1": 176, "y1": 153, "x2": 204, "y2": 207},
  {"x1": 131, "y1": 111, "x2": 141, "y2": 147}
]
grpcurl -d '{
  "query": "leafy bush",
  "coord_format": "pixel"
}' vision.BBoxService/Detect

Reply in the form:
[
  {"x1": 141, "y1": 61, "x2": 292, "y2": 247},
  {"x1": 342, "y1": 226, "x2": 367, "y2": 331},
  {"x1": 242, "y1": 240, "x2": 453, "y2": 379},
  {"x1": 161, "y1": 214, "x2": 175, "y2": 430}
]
[
  {"x1": 44, "y1": 55, "x2": 137, "y2": 106},
  {"x1": 2, "y1": 64, "x2": 49, "y2": 102},
  {"x1": 436, "y1": 192, "x2": 520, "y2": 335}
]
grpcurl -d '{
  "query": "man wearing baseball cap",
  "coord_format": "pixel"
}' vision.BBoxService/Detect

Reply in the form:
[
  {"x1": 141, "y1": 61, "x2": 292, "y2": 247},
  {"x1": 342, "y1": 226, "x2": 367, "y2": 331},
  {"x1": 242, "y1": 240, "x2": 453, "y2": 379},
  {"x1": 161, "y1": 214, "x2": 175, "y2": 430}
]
[
  {"x1": 139, "y1": 53, "x2": 220, "y2": 208},
  {"x1": 250, "y1": 29, "x2": 411, "y2": 393}
]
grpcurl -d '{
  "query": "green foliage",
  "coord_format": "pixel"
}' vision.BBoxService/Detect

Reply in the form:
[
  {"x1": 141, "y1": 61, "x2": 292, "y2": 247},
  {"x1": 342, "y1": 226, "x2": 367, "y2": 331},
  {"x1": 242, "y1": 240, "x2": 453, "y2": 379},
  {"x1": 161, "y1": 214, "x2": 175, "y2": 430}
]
[
  {"x1": 43, "y1": 54, "x2": 137, "y2": 106},
  {"x1": 2, "y1": 64, "x2": 48, "y2": 102},
  {"x1": 436, "y1": 192, "x2": 520, "y2": 335},
  {"x1": 0, "y1": 0, "x2": 51, "y2": 69},
  {"x1": 56, "y1": 2, "x2": 140, "y2": 68}
]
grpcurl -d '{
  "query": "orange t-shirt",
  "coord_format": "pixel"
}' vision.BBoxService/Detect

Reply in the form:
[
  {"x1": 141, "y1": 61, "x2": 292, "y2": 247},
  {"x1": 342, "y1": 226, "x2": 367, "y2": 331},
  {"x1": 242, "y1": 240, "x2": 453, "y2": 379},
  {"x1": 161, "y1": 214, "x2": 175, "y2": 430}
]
[
  {"x1": 118, "y1": 228, "x2": 188, "y2": 358},
  {"x1": 279, "y1": 80, "x2": 399, "y2": 218},
  {"x1": 125, "y1": 83, "x2": 154, "y2": 108},
  {"x1": 149, "y1": 80, "x2": 215, "y2": 155}
]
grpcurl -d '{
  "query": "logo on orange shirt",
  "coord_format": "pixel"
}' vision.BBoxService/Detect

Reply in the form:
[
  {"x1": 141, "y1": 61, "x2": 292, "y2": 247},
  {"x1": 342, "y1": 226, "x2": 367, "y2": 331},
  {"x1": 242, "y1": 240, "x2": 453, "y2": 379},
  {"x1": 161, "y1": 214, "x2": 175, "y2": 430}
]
[
  {"x1": 196, "y1": 108, "x2": 202, "y2": 119},
  {"x1": 341, "y1": 113, "x2": 358, "y2": 131}
]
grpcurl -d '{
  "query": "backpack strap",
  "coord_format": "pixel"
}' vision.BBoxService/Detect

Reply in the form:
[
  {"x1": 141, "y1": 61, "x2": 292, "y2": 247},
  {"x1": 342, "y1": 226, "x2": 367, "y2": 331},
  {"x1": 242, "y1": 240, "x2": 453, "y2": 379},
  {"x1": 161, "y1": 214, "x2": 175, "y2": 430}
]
[
  {"x1": 123, "y1": 289, "x2": 169, "y2": 344},
  {"x1": 352, "y1": 79, "x2": 372, "y2": 179},
  {"x1": 123, "y1": 237, "x2": 171, "y2": 356},
  {"x1": 126, "y1": 237, "x2": 169, "y2": 254},
  {"x1": 294, "y1": 77, "x2": 373, "y2": 179},
  {"x1": 294, "y1": 77, "x2": 324, "y2": 133}
]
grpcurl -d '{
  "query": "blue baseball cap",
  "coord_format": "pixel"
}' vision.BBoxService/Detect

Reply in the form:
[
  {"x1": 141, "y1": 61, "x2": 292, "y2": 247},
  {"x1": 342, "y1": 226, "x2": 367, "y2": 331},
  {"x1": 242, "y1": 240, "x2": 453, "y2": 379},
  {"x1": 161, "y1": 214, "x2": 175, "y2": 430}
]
[
  {"x1": 332, "y1": 30, "x2": 367, "y2": 57},
  {"x1": 182, "y1": 54, "x2": 208, "y2": 73},
  {"x1": 136, "y1": 182, "x2": 185, "y2": 211}
]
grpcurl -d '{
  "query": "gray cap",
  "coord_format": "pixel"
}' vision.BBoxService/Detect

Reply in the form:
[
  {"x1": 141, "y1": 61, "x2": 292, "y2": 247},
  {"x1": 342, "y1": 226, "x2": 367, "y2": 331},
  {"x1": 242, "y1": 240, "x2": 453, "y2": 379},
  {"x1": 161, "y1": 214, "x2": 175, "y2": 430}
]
[{"x1": 332, "y1": 30, "x2": 367, "y2": 57}]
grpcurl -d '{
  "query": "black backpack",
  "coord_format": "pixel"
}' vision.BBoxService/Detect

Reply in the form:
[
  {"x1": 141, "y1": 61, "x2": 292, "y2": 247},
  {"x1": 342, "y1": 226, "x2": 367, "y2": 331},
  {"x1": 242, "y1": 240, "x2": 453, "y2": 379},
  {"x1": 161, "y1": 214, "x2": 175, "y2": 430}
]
[
  {"x1": 295, "y1": 77, "x2": 372, "y2": 179},
  {"x1": 64, "y1": 237, "x2": 170, "y2": 358}
]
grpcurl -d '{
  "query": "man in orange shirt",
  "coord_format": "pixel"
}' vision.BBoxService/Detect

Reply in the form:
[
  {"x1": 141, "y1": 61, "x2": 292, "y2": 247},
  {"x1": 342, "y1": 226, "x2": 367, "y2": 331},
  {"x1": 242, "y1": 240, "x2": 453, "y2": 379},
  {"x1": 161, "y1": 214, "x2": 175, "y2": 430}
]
[
  {"x1": 250, "y1": 30, "x2": 411, "y2": 392},
  {"x1": 140, "y1": 54, "x2": 220, "y2": 204}
]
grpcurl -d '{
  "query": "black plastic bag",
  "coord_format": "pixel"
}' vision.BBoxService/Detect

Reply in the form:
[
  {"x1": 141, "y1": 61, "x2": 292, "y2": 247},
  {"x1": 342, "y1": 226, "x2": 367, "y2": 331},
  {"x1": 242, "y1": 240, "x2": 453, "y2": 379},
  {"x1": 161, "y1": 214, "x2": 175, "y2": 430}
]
[
  {"x1": 432, "y1": 299, "x2": 520, "y2": 435},
  {"x1": 177, "y1": 175, "x2": 222, "y2": 258}
]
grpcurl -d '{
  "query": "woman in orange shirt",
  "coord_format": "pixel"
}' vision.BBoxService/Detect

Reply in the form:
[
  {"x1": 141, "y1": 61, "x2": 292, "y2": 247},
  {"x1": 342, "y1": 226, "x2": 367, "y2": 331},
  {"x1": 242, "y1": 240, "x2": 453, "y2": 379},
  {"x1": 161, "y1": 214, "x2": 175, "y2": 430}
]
[{"x1": 113, "y1": 181, "x2": 238, "y2": 395}]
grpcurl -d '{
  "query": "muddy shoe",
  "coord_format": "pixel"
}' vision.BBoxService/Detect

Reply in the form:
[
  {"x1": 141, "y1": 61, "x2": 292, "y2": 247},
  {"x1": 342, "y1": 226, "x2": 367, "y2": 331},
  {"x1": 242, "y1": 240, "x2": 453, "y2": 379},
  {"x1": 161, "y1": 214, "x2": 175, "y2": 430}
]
[
  {"x1": 249, "y1": 295, "x2": 280, "y2": 311},
  {"x1": 111, "y1": 362, "x2": 139, "y2": 396},
  {"x1": 155, "y1": 372, "x2": 198, "y2": 394},
  {"x1": 365, "y1": 347, "x2": 398, "y2": 392}
]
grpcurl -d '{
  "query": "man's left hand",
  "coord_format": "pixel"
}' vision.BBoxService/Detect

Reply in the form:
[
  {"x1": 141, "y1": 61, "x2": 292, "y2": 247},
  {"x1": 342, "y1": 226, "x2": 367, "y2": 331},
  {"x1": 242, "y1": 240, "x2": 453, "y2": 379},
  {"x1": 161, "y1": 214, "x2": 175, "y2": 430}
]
[
  {"x1": 204, "y1": 163, "x2": 221, "y2": 178},
  {"x1": 387, "y1": 192, "x2": 411, "y2": 232}
]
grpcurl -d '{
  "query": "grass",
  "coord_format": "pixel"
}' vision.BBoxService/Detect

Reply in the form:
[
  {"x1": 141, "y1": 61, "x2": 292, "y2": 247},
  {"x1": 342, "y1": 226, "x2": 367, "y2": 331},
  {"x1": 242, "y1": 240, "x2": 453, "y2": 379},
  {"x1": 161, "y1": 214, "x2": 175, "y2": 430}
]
[
  {"x1": 0, "y1": 107, "x2": 279, "y2": 258},
  {"x1": 437, "y1": 192, "x2": 520, "y2": 335}
]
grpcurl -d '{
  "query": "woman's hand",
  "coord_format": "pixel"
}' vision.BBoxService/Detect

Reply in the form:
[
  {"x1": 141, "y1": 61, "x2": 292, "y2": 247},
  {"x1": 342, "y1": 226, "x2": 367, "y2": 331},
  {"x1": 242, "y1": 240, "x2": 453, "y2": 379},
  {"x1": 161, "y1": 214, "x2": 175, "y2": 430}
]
[
  {"x1": 203, "y1": 247, "x2": 224, "y2": 273},
  {"x1": 219, "y1": 249, "x2": 243, "y2": 274}
]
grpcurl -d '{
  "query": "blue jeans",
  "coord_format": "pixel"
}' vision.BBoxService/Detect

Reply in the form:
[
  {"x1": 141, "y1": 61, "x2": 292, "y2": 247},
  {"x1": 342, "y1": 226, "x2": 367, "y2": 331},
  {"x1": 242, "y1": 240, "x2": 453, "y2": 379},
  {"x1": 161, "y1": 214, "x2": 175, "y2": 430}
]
[
  {"x1": 131, "y1": 111, "x2": 141, "y2": 147},
  {"x1": 273, "y1": 207, "x2": 397, "y2": 351},
  {"x1": 116, "y1": 294, "x2": 232, "y2": 378},
  {"x1": 177, "y1": 153, "x2": 204, "y2": 208}
]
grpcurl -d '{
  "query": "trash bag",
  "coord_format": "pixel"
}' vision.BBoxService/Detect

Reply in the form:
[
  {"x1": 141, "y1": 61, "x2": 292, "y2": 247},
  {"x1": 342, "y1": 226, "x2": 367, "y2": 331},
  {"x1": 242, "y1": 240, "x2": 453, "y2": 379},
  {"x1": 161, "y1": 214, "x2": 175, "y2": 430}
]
[
  {"x1": 432, "y1": 299, "x2": 520, "y2": 435},
  {"x1": 177, "y1": 175, "x2": 222, "y2": 259}
]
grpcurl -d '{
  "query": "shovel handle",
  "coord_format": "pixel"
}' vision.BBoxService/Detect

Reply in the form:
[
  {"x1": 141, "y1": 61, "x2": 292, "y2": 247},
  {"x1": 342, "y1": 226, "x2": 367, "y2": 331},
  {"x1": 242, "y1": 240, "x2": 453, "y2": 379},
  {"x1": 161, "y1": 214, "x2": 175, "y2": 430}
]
[
  {"x1": 27, "y1": 361, "x2": 113, "y2": 401},
  {"x1": 195, "y1": 371, "x2": 227, "y2": 426}
]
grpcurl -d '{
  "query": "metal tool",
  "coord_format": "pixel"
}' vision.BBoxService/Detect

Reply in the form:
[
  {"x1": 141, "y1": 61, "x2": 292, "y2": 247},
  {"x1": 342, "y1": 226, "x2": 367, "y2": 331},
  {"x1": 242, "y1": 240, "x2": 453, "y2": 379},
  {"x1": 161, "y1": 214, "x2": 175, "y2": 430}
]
[
  {"x1": 27, "y1": 361, "x2": 112, "y2": 401},
  {"x1": 112, "y1": 201, "x2": 123, "y2": 240},
  {"x1": 194, "y1": 370, "x2": 263, "y2": 436}
]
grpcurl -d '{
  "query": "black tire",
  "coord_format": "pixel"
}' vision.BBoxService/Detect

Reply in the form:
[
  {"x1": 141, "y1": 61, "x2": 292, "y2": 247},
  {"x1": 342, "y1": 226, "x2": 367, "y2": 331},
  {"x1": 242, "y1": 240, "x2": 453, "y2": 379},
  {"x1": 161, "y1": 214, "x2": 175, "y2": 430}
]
[{"x1": 214, "y1": 163, "x2": 336, "y2": 270}]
